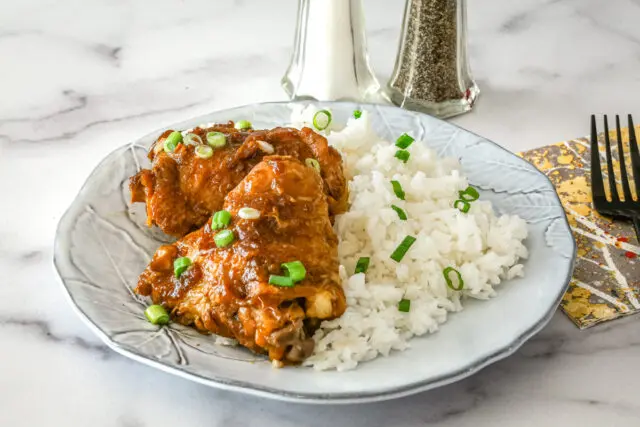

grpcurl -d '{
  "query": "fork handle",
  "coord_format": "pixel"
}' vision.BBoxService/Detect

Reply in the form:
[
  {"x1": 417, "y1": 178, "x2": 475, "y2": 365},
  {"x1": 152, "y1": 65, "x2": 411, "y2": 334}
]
[{"x1": 633, "y1": 216, "x2": 640, "y2": 245}]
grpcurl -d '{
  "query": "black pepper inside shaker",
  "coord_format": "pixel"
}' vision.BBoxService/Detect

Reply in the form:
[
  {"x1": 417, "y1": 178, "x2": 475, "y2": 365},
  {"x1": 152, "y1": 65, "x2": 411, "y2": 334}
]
[{"x1": 387, "y1": 0, "x2": 479, "y2": 119}]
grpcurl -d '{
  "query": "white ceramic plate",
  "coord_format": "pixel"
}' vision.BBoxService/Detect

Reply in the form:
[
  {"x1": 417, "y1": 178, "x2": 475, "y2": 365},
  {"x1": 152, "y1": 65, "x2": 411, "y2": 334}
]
[{"x1": 54, "y1": 102, "x2": 575, "y2": 404}]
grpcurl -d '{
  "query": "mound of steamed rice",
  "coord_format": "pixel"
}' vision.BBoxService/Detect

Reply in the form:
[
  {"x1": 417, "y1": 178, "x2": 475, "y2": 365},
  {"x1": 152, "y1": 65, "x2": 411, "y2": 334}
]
[{"x1": 289, "y1": 107, "x2": 528, "y2": 371}]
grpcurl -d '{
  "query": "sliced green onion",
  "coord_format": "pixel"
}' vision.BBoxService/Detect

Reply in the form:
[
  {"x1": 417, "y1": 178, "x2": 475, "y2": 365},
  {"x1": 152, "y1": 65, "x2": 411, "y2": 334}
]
[
  {"x1": 211, "y1": 210, "x2": 232, "y2": 230},
  {"x1": 206, "y1": 131, "x2": 227, "y2": 148},
  {"x1": 459, "y1": 186, "x2": 480, "y2": 202},
  {"x1": 390, "y1": 236, "x2": 417, "y2": 262},
  {"x1": 391, "y1": 205, "x2": 407, "y2": 220},
  {"x1": 163, "y1": 131, "x2": 183, "y2": 153},
  {"x1": 235, "y1": 120, "x2": 252, "y2": 130},
  {"x1": 269, "y1": 275, "x2": 294, "y2": 287},
  {"x1": 313, "y1": 109, "x2": 332, "y2": 131},
  {"x1": 238, "y1": 207, "x2": 260, "y2": 220},
  {"x1": 305, "y1": 158, "x2": 321, "y2": 173},
  {"x1": 173, "y1": 256, "x2": 192, "y2": 278},
  {"x1": 195, "y1": 145, "x2": 214, "y2": 159},
  {"x1": 390, "y1": 180, "x2": 405, "y2": 200},
  {"x1": 353, "y1": 110, "x2": 362, "y2": 119},
  {"x1": 395, "y1": 149, "x2": 410, "y2": 163},
  {"x1": 354, "y1": 257, "x2": 370, "y2": 274},
  {"x1": 443, "y1": 266, "x2": 464, "y2": 291},
  {"x1": 454, "y1": 199, "x2": 470, "y2": 213},
  {"x1": 257, "y1": 140, "x2": 275, "y2": 154},
  {"x1": 184, "y1": 133, "x2": 203, "y2": 146},
  {"x1": 144, "y1": 305, "x2": 170, "y2": 325},
  {"x1": 398, "y1": 299, "x2": 411, "y2": 313},
  {"x1": 214, "y1": 229, "x2": 235, "y2": 247},
  {"x1": 395, "y1": 133, "x2": 414, "y2": 149},
  {"x1": 281, "y1": 261, "x2": 306, "y2": 283}
]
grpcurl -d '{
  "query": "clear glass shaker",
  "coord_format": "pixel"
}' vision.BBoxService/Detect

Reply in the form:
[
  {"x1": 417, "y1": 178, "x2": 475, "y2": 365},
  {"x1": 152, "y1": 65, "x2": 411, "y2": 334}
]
[
  {"x1": 281, "y1": 0, "x2": 383, "y2": 102},
  {"x1": 387, "y1": 0, "x2": 479, "y2": 119}
]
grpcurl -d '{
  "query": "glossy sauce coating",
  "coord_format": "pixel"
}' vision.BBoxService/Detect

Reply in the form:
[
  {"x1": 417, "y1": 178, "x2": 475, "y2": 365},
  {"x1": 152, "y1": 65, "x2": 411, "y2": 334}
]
[{"x1": 135, "y1": 156, "x2": 346, "y2": 363}]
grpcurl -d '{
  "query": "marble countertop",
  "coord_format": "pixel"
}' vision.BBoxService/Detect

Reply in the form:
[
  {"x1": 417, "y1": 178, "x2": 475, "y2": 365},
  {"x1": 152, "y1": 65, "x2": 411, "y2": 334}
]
[{"x1": 2, "y1": 0, "x2": 640, "y2": 425}]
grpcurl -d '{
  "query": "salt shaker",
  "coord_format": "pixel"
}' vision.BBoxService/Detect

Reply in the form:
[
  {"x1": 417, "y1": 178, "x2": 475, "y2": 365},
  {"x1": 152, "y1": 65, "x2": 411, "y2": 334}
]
[
  {"x1": 387, "y1": 0, "x2": 479, "y2": 119},
  {"x1": 281, "y1": 0, "x2": 382, "y2": 102}
]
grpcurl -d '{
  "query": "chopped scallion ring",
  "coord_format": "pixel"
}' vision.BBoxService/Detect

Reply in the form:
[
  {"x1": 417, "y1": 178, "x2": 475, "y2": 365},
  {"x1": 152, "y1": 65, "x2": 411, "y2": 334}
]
[
  {"x1": 163, "y1": 131, "x2": 183, "y2": 153},
  {"x1": 195, "y1": 145, "x2": 213, "y2": 159},
  {"x1": 391, "y1": 205, "x2": 407, "y2": 220},
  {"x1": 459, "y1": 186, "x2": 479, "y2": 201},
  {"x1": 443, "y1": 267, "x2": 464, "y2": 291},
  {"x1": 305, "y1": 158, "x2": 321, "y2": 173},
  {"x1": 184, "y1": 133, "x2": 203, "y2": 146},
  {"x1": 398, "y1": 299, "x2": 411, "y2": 313},
  {"x1": 390, "y1": 180, "x2": 406, "y2": 200},
  {"x1": 144, "y1": 305, "x2": 170, "y2": 325},
  {"x1": 235, "y1": 120, "x2": 252, "y2": 130},
  {"x1": 313, "y1": 110, "x2": 332, "y2": 131},
  {"x1": 238, "y1": 207, "x2": 261, "y2": 220},
  {"x1": 281, "y1": 261, "x2": 306, "y2": 283},
  {"x1": 454, "y1": 199, "x2": 470, "y2": 213},
  {"x1": 257, "y1": 140, "x2": 274, "y2": 154},
  {"x1": 354, "y1": 257, "x2": 370, "y2": 274},
  {"x1": 395, "y1": 133, "x2": 414, "y2": 149},
  {"x1": 269, "y1": 275, "x2": 294, "y2": 287},
  {"x1": 173, "y1": 256, "x2": 192, "y2": 278},
  {"x1": 353, "y1": 110, "x2": 362, "y2": 119},
  {"x1": 214, "y1": 229, "x2": 235, "y2": 247},
  {"x1": 211, "y1": 210, "x2": 232, "y2": 230},
  {"x1": 390, "y1": 235, "x2": 417, "y2": 262},
  {"x1": 395, "y1": 149, "x2": 410, "y2": 163},
  {"x1": 206, "y1": 131, "x2": 227, "y2": 148}
]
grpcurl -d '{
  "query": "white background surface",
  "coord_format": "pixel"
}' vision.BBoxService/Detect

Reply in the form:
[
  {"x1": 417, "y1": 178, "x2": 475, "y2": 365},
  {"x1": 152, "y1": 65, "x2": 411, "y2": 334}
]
[{"x1": 1, "y1": 0, "x2": 640, "y2": 426}]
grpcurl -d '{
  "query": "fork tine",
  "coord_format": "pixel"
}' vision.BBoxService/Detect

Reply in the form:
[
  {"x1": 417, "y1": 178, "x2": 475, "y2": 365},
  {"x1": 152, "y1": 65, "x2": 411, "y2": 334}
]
[
  {"x1": 603, "y1": 115, "x2": 620, "y2": 202},
  {"x1": 615, "y1": 115, "x2": 633, "y2": 201},
  {"x1": 628, "y1": 115, "x2": 640, "y2": 200},
  {"x1": 591, "y1": 115, "x2": 606, "y2": 202}
]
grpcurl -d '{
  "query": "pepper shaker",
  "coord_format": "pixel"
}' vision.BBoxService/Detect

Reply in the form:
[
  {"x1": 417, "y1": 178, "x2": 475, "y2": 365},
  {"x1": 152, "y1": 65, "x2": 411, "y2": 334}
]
[
  {"x1": 387, "y1": 0, "x2": 479, "y2": 118},
  {"x1": 281, "y1": 0, "x2": 383, "y2": 102}
]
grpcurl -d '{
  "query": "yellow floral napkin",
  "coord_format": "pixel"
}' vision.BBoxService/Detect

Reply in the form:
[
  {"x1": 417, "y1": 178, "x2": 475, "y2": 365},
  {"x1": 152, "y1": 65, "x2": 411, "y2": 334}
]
[{"x1": 520, "y1": 126, "x2": 640, "y2": 328}]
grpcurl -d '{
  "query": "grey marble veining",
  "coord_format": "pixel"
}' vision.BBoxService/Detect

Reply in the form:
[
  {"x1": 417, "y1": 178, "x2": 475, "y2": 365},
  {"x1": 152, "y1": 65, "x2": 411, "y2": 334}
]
[{"x1": 2, "y1": 0, "x2": 640, "y2": 425}]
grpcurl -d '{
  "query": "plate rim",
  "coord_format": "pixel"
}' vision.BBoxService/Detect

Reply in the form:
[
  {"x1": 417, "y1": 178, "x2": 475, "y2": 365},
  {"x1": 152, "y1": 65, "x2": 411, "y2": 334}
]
[{"x1": 53, "y1": 100, "x2": 576, "y2": 404}]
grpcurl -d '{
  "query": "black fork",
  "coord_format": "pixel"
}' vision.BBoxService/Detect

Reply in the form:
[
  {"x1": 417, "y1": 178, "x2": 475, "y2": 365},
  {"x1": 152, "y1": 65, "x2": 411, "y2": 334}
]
[{"x1": 591, "y1": 114, "x2": 640, "y2": 241}]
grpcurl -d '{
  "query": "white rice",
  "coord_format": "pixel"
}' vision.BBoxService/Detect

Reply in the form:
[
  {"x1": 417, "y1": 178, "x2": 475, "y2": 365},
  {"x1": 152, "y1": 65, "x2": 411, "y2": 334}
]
[{"x1": 290, "y1": 106, "x2": 528, "y2": 371}]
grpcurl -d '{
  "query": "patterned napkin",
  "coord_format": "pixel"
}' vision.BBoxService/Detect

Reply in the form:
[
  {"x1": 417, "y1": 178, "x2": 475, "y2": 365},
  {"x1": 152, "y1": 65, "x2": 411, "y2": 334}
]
[{"x1": 520, "y1": 125, "x2": 640, "y2": 328}]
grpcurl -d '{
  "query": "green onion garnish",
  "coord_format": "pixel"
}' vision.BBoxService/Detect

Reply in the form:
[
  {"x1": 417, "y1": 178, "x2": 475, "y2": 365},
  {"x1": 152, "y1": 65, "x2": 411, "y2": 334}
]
[
  {"x1": 173, "y1": 256, "x2": 192, "y2": 278},
  {"x1": 390, "y1": 236, "x2": 417, "y2": 262},
  {"x1": 391, "y1": 205, "x2": 407, "y2": 220},
  {"x1": 395, "y1": 133, "x2": 414, "y2": 149},
  {"x1": 269, "y1": 275, "x2": 294, "y2": 287},
  {"x1": 211, "y1": 210, "x2": 232, "y2": 230},
  {"x1": 443, "y1": 267, "x2": 464, "y2": 291},
  {"x1": 195, "y1": 145, "x2": 213, "y2": 159},
  {"x1": 281, "y1": 260, "x2": 306, "y2": 283},
  {"x1": 353, "y1": 110, "x2": 362, "y2": 119},
  {"x1": 390, "y1": 180, "x2": 405, "y2": 200},
  {"x1": 235, "y1": 120, "x2": 252, "y2": 130},
  {"x1": 214, "y1": 229, "x2": 235, "y2": 247},
  {"x1": 459, "y1": 186, "x2": 479, "y2": 202},
  {"x1": 163, "y1": 131, "x2": 183, "y2": 153},
  {"x1": 398, "y1": 299, "x2": 411, "y2": 313},
  {"x1": 184, "y1": 133, "x2": 203, "y2": 146},
  {"x1": 305, "y1": 158, "x2": 321, "y2": 173},
  {"x1": 238, "y1": 207, "x2": 260, "y2": 220},
  {"x1": 454, "y1": 199, "x2": 470, "y2": 213},
  {"x1": 395, "y1": 149, "x2": 410, "y2": 163},
  {"x1": 144, "y1": 304, "x2": 170, "y2": 325},
  {"x1": 313, "y1": 110, "x2": 332, "y2": 131},
  {"x1": 206, "y1": 131, "x2": 227, "y2": 148},
  {"x1": 354, "y1": 257, "x2": 370, "y2": 274}
]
